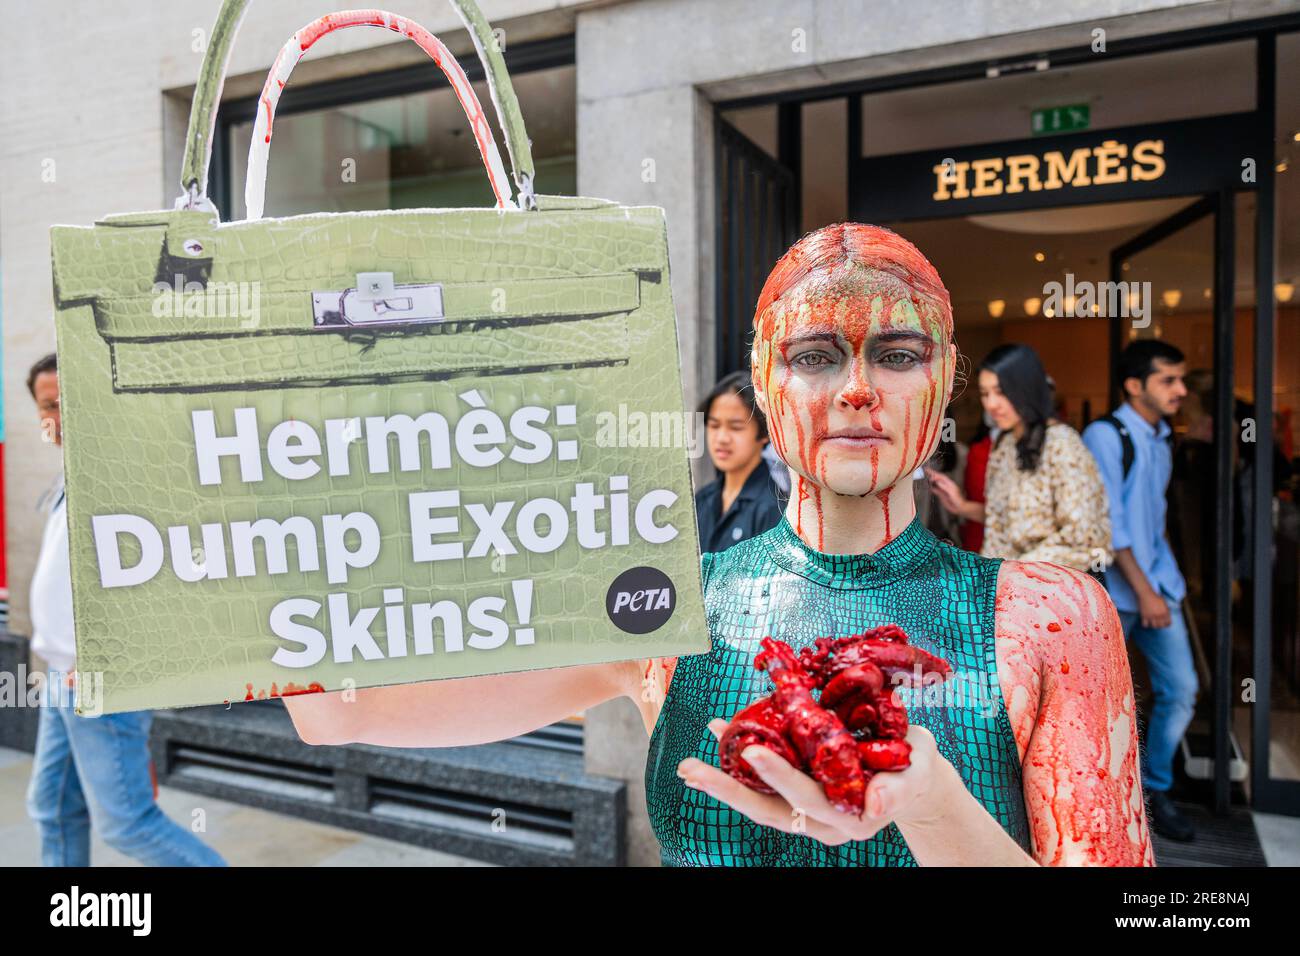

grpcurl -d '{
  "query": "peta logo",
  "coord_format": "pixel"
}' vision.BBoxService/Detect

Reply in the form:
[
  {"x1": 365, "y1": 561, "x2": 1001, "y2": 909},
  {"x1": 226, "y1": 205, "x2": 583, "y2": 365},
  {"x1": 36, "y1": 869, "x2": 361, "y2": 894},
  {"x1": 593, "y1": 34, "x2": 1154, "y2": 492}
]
[
  {"x1": 606, "y1": 566, "x2": 676, "y2": 634},
  {"x1": 50, "y1": 885, "x2": 151, "y2": 936}
]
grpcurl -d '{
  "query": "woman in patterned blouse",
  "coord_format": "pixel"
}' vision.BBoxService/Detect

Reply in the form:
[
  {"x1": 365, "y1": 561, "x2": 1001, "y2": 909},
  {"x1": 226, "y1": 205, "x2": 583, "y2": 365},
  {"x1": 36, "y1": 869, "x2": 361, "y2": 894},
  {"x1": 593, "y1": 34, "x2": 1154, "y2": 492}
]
[{"x1": 929, "y1": 344, "x2": 1112, "y2": 573}]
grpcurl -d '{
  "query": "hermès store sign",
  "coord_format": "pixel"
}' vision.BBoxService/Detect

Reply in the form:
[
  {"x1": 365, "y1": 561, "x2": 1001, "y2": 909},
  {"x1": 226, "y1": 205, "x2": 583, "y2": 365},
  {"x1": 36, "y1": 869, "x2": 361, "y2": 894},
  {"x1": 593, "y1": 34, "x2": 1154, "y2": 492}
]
[{"x1": 852, "y1": 113, "x2": 1256, "y2": 221}]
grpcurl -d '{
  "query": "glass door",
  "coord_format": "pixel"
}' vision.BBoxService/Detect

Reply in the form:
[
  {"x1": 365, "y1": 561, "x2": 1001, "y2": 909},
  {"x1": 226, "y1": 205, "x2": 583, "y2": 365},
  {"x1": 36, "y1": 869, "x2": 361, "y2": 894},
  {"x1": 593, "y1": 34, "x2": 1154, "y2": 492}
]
[{"x1": 1109, "y1": 194, "x2": 1241, "y2": 813}]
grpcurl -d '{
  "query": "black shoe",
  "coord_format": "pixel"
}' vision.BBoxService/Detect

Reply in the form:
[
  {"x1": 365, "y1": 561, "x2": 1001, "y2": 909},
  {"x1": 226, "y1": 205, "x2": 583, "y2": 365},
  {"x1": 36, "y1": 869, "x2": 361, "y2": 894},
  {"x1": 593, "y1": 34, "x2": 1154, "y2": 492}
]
[{"x1": 1149, "y1": 790, "x2": 1195, "y2": 842}]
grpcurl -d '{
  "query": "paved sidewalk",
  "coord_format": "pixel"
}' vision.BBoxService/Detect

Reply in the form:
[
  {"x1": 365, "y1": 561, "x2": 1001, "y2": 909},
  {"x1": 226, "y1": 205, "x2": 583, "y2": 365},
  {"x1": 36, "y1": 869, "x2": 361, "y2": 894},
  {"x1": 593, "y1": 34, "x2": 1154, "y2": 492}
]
[
  {"x1": 0, "y1": 746, "x2": 487, "y2": 867},
  {"x1": 1253, "y1": 812, "x2": 1300, "y2": 866},
  {"x1": 4, "y1": 742, "x2": 1298, "y2": 866}
]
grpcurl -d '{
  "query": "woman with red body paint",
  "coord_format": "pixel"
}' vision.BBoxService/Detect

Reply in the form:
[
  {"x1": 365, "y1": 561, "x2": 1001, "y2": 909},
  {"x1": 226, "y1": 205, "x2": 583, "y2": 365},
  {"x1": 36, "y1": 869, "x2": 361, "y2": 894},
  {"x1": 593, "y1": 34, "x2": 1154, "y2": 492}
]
[{"x1": 286, "y1": 224, "x2": 1154, "y2": 866}]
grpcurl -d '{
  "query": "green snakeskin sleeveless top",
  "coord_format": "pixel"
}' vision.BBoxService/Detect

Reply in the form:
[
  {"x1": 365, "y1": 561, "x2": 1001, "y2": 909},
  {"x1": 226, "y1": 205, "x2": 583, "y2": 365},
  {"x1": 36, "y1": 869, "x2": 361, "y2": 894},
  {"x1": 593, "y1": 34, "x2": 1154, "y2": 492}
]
[{"x1": 645, "y1": 514, "x2": 1033, "y2": 866}]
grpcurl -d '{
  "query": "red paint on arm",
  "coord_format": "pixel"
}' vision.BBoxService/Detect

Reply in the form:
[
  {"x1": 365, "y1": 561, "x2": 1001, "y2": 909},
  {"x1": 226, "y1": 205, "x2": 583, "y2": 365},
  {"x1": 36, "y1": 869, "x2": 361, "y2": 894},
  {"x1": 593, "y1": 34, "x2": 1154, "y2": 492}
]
[
  {"x1": 642, "y1": 657, "x2": 678, "y2": 693},
  {"x1": 631, "y1": 657, "x2": 678, "y2": 735},
  {"x1": 241, "y1": 680, "x2": 324, "y2": 702},
  {"x1": 995, "y1": 561, "x2": 1154, "y2": 866}
]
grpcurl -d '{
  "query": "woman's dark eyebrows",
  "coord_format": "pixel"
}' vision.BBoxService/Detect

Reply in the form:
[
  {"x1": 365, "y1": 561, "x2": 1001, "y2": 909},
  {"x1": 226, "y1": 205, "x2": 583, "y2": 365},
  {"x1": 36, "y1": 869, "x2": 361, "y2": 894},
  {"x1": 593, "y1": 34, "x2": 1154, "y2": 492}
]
[
  {"x1": 778, "y1": 331, "x2": 841, "y2": 348},
  {"x1": 869, "y1": 331, "x2": 931, "y2": 346}
]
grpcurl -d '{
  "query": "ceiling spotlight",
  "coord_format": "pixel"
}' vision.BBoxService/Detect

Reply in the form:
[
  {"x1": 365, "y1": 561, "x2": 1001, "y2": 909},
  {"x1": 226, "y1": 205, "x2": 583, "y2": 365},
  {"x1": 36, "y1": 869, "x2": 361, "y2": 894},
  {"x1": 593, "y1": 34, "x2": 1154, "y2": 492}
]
[
  {"x1": 1277, "y1": 282, "x2": 1296, "y2": 303},
  {"x1": 988, "y1": 299, "x2": 1006, "y2": 318},
  {"x1": 1033, "y1": 251, "x2": 1046, "y2": 262},
  {"x1": 1024, "y1": 296, "x2": 1042, "y2": 317},
  {"x1": 1162, "y1": 289, "x2": 1182, "y2": 310},
  {"x1": 1278, "y1": 160, "x2": 1290, "y2": 173}
]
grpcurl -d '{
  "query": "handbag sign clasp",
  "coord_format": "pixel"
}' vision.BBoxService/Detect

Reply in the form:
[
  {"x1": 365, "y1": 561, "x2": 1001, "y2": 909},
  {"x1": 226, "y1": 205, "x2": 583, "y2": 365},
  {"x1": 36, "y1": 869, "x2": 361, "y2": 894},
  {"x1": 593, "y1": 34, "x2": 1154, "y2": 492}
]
[{"x1": 312, "y1": 273, "x2": 446, "y2": 328}]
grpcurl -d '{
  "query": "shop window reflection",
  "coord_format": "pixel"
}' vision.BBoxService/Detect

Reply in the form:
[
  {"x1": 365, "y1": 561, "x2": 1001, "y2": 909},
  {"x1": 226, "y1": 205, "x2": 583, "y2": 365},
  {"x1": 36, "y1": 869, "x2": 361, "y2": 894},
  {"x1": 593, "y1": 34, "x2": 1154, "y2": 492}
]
[{"x1": 227, "y1": 64, "x2": 576, "y2": 219}]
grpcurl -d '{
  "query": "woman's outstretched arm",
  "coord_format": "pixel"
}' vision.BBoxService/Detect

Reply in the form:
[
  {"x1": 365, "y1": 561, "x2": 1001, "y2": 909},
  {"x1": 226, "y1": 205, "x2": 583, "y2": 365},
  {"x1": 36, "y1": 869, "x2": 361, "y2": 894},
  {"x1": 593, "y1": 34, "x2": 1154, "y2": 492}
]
[
  {"x1": 996, "y1": 561, "x2": 1155, "y2": 866},
  {"x1": 284, "y1": 659, "x2": 637, "y2": 748}
]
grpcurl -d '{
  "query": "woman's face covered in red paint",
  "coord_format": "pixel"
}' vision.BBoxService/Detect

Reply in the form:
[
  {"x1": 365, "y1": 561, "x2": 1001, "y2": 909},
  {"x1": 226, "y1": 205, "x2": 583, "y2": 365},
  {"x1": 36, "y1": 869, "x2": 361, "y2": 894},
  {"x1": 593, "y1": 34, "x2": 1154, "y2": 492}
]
[{"x1": 753, "y1": 265, "x2": 956, "y2": 499}]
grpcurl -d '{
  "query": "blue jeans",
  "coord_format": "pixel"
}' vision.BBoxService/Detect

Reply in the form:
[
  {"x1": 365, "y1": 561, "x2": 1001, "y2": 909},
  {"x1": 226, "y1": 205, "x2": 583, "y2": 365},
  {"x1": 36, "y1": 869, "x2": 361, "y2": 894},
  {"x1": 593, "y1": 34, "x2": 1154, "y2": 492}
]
[
  {"x1": 25, "y1": 679, "x2": 227, "y2": 867},
  {"x1": 1118, "y1": 601, "x2": 1199, "y2": 793}
]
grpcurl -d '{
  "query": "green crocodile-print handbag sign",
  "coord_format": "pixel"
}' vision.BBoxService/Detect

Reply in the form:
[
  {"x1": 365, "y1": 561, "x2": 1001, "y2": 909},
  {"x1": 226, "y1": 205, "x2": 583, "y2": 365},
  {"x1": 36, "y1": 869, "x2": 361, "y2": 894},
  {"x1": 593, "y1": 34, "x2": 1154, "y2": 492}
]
[{"x1": 49, "y1": 0, "x2": 708, "y2": 715}]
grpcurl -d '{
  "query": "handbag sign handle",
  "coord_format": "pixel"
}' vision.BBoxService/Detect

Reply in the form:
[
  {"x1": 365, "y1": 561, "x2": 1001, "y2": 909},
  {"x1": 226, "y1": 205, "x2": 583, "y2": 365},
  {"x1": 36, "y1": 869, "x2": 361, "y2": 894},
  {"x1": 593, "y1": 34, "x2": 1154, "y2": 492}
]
[
  {"x1": 178, "y1": 0, "x2": 537, "y2": 216},
  {"x1": 245, "y1": 9, "x2": 513, "y2": 219}
]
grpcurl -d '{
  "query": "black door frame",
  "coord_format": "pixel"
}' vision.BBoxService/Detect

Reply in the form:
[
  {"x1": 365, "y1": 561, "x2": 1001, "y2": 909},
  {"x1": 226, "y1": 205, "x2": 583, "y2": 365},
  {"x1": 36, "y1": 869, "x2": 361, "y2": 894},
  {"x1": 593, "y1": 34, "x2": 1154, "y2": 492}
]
[
  {"x1": 1251, "y1": 33, "x2": 1290, "y2": 818},
  {"x1": 717, "y1": 27, "x2": 1296, "y2": 815}
]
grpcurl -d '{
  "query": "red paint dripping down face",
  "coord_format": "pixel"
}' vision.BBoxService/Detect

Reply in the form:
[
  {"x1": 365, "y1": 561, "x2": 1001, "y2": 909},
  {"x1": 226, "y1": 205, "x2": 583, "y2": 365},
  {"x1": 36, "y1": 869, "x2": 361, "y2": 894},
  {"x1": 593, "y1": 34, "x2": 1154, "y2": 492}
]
[{"x1": 751, "y1": 224, "x2": 956, "y2": 499}]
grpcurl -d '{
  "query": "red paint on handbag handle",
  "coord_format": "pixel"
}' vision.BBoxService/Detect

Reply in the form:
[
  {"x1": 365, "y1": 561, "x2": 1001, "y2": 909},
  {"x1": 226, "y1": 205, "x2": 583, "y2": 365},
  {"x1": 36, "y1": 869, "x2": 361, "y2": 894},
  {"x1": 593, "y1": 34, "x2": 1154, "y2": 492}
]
[{"x1": 255, "y1": 9, "x2": 511, "y2": 208}]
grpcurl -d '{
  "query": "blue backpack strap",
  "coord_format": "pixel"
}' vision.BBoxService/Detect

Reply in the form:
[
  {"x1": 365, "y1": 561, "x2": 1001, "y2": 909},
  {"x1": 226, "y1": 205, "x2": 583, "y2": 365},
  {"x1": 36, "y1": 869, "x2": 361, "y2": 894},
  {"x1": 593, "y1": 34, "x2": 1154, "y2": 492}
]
[{"x1": 1099, "y1": 412, "x2": 1135, "y2": 479}]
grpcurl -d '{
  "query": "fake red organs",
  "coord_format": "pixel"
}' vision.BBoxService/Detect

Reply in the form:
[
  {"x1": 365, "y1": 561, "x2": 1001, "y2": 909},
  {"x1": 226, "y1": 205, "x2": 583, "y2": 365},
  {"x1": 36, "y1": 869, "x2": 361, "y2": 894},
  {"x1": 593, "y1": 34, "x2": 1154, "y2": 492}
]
[{"x1": 718, "y1": 625, "x2": 951, "y2": 816}]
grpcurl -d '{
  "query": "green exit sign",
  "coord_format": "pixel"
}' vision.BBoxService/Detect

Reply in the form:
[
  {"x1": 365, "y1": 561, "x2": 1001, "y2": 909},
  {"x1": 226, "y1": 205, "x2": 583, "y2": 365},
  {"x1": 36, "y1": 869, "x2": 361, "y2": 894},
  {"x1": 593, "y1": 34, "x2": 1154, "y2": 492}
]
[{"x1": 1032, "y1": 104, "x2": 1090, "y2": 135}]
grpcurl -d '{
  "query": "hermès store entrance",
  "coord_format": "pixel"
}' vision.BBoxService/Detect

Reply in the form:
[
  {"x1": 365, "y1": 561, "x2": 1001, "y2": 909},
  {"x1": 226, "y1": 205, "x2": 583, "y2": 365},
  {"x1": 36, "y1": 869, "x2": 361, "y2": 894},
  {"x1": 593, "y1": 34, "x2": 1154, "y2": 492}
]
[{"x1": 716, "y1": 31, "x2": 1300, "y2": 842}]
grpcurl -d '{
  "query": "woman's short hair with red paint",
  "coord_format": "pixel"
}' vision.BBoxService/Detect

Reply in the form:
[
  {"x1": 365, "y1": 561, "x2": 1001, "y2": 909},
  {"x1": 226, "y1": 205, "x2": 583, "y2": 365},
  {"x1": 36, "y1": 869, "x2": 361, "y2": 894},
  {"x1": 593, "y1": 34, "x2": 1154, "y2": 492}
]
[{"x1": 751, "y1": 223, "x2": 953, "y2": 342}]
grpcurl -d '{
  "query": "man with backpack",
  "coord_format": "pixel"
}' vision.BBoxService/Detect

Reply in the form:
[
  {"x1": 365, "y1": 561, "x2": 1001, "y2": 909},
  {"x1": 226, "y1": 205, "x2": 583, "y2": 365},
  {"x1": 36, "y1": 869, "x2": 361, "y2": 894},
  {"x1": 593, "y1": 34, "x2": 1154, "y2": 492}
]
[{"x1": 1083, "y1": 339, "x2": 1196, "y2": 842}]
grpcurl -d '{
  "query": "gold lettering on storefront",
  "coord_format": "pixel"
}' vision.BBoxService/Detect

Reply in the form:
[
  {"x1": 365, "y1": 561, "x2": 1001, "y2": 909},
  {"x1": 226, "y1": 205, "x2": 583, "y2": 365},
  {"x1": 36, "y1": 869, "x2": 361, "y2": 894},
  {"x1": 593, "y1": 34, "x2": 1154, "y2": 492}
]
[{"x1": 932, "y1": 138, "x2": 1165, "y2": 200}]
